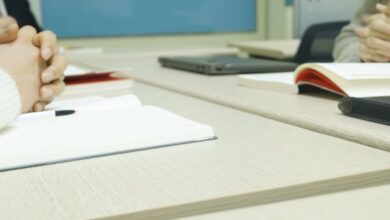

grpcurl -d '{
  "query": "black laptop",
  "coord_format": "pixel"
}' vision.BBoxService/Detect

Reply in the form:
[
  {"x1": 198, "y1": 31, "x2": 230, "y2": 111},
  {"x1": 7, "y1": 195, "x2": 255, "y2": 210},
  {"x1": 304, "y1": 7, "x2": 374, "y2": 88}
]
[
  {"x1": 158, "y1": 21, "x2": 348, "y2": 75},
  {"x1": 158, "y1": 56, "x2": 298, "y2": 75}
]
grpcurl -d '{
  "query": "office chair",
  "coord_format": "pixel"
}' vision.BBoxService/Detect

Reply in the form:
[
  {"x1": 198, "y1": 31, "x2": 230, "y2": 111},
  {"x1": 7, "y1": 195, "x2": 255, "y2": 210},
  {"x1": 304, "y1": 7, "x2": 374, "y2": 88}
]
[{"x1": 294, "y1": 21, "x2": 350, "y2": 64}]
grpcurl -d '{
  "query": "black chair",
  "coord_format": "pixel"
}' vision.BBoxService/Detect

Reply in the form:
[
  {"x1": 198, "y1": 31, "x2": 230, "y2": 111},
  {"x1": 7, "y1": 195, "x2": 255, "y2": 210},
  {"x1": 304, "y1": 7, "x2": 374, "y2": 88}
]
[{"x1": 293, "y1": 21, "x2": 350, "y2": 64}]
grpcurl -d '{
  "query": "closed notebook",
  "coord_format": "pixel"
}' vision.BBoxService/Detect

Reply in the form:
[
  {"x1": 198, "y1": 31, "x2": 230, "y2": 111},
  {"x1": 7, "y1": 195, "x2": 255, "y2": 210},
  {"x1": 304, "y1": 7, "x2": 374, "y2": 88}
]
[
  {"x1": 62, "y1": 78, "x2": 133, "y2": 97},
  {"x1": 228, "y1": 39, "x2": 300, "y2": 60},
  {"x1": 64, "y1": 64, "x2": 131, "y2": 78},
  {"x1": 338, "y1": 96, "x2": 390, "y2": 126},
  {"x1": 0, "y1": 95, "x2": 215, "y2": 172},
  {"x1": 63, "y1": 65, "x2": 133, "y2": 97}
]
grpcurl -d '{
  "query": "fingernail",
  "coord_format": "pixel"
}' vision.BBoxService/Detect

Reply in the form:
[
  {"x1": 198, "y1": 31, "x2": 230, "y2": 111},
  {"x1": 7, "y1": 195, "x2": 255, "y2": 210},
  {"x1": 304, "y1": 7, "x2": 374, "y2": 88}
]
[
  {"x1": 42, "y1": 87, "x2": 53, "y2": 98},
  {"x1": 42, "y1": 46, "x2": 52, "y2": 60},
  {"x1": 42, "y1": 70, "x2": 54, "y2": 83}
]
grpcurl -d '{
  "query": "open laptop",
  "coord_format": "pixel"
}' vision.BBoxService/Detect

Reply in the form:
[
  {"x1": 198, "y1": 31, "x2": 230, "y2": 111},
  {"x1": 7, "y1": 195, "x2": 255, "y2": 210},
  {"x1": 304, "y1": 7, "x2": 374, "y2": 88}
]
[{"x1": 158, "y1": 21, "x2": 348, "y2": 76}]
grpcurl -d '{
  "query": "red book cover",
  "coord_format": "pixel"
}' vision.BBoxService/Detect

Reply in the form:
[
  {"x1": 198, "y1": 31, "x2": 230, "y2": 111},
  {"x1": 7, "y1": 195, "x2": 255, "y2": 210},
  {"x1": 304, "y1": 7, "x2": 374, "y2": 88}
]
[
  {"x1": 65, "y1": 72, "x2": 125, "y2": 86},
  {"x1": 295, "y1": 68, "x2": 347, "y2": 96}
]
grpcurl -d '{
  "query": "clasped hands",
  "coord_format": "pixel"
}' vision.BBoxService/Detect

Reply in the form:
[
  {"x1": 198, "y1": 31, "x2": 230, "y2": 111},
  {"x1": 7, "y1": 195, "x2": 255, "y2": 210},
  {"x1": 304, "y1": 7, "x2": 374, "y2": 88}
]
[
  {"x1": 0, "y1": 17, "x2": 67, "y2": 113},
  {"x1": 355, "y1": 2, "x2": 390, "y2": 62}
]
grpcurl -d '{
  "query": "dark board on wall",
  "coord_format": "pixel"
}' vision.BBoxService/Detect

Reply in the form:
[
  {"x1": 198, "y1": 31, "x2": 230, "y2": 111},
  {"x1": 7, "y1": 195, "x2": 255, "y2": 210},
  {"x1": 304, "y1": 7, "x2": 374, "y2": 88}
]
[{"x1": 42, "y1": 0, "x2": 257, "y2": 37}]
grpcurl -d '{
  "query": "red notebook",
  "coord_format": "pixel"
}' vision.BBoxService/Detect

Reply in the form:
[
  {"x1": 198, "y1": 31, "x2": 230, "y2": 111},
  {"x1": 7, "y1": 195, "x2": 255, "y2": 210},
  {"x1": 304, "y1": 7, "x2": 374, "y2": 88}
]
[
  {"x1": 65, "y1": 72, "x2": 124, "y2": 85},
  {"x1": 64, "y1": 65, "x2": 131, "y2": 85},
  {"x1": 62, "y1": 65, "x2": 133, "y2": 97}
]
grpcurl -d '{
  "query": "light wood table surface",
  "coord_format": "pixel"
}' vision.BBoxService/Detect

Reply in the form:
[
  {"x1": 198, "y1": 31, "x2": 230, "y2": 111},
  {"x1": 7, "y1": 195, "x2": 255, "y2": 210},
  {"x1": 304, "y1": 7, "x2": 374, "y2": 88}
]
[
  {"x1": 1, "y1": 82, "x2": 390, "y2": 219},
  {"x1": 68, "y1": 51, "x2": 390, "y2": 152},
  {"x1": 180, "y1": 184, "x2": 390, "y2": 220}
]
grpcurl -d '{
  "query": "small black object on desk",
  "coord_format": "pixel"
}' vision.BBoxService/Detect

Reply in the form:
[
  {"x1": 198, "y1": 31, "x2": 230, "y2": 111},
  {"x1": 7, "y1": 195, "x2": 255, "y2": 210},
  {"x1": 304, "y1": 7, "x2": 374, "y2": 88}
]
[{"x1": 338, "y1": 96, "x2": 390, "y2": 126}]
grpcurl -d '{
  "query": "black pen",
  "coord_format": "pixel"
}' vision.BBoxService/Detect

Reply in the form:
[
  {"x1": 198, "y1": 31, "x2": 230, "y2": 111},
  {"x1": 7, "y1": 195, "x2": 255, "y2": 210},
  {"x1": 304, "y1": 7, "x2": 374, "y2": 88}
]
[{"x1": 54, "y1": 110, "x2": 76, "y2": 117}]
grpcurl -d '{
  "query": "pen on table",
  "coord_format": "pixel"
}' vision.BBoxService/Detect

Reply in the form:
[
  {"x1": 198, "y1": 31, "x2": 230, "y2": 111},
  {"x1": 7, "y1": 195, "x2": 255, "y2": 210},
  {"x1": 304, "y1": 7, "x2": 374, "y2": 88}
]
[{"x1": 17, "y1": 110, "x2": 76, "y2": 121}]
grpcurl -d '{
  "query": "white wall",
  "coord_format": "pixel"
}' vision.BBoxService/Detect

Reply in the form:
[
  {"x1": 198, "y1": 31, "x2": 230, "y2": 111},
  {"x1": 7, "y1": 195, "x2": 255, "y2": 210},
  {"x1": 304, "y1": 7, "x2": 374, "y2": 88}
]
[
  {"x1": 261, "y1": 0, "x2": 362, "y2": 39},
  {"x1": 294, "y1": 0, "x2": 362, "y2": 37},
  {"x1": 266, "y1": 0, "x2": 294, "y2": 39},
  {"x1": 28, "y1": 0, "x2": 42, "y2": 25}
]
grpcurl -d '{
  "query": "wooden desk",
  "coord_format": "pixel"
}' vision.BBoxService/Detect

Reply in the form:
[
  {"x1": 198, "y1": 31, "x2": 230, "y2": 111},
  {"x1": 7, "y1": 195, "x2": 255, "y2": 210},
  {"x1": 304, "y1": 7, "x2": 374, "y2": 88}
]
[
  {"x1": 180, "y1": 185, "x2": 390, "y2": 220},
  {"x1": 1, "y1": 82, "x2": 389, "y2": 219},
  {"x1": 68, "y1": 51, "x2": 390, "y2": 152}
]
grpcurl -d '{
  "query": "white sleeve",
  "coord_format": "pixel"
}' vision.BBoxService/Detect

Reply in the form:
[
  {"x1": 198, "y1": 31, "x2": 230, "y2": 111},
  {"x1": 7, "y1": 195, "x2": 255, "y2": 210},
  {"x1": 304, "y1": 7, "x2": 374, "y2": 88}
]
[{"x1": 0, "y1": 69, "x2": 21, "y2": 130}]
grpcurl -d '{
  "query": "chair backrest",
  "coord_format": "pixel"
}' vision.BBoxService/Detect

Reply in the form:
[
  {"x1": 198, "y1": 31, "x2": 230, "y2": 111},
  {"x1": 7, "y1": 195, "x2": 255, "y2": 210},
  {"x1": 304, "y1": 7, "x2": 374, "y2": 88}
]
[{"x1": 294, "y1": 21, "x2": 349, "y2": 64}]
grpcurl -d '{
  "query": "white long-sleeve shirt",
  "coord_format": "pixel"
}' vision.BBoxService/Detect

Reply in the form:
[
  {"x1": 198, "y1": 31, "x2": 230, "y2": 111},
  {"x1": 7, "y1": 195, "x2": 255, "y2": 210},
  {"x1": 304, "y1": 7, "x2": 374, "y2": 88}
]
[{"x1": 0, "y1": 69, "x2": 21, "y2": 130}]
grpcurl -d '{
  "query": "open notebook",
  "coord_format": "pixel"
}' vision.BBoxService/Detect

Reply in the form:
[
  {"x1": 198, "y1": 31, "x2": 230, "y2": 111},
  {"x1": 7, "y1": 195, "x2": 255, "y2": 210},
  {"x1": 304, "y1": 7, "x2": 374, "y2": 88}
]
[
  {"x1": 0, "y1": 95, "x2": 215, "y2": 172},
  {"x1": 239, "y1": 63, "x2": 390, "y2": 97},
  {"x1": 295, "y1": 63, "x2": 390, "y2": 97}
]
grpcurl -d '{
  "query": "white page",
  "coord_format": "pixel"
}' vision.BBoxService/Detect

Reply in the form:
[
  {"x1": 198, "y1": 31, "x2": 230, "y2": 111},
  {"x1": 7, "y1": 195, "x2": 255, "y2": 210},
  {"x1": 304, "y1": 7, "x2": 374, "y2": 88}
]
[
  {"x1": 238, "y1": 72, "x2": 297, "y2": 94},
  {"x1": 45, "y1": 96, "x2": 105, "y2": 110},
  {"x1": 17, "y1": 95, "x2": 142, "y2": 123},
  {"x1": 65, "y1": 65, "x2": 92, "y2": 76},
  {"x1": 317, "y1": 63, "x2": 390, "y2": 80},
  {"x1": 58, "y1": 94, "x2": 142, "y2": 113},
  {"x1": 0, "y1": 106, "x2": 214, "y2": 171},
  {"x1": 65, "y1": 65, "x2": 133, "y2": 77},
  {"x1": 240, "y1": 72, "x2": 295, "y2": 84}
]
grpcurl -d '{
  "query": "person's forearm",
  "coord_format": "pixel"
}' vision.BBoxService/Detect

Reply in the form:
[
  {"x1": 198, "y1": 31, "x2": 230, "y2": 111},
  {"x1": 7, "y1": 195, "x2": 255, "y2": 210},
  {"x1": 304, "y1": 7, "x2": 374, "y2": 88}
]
[
  {"x1": 333, "y1": 23, "x2": 362, "y2": 62},
  {"x1": 0, "y1": 69, "x2": 21, "y2": 130}
]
